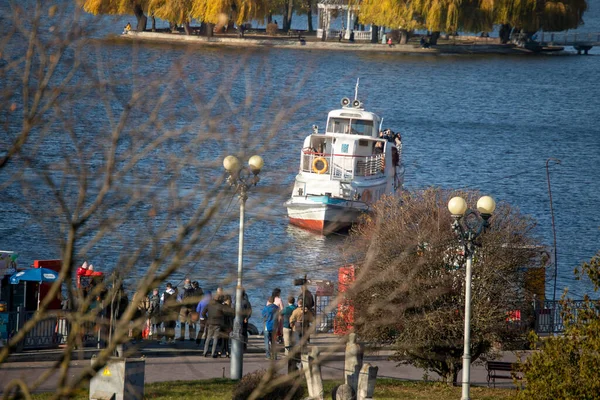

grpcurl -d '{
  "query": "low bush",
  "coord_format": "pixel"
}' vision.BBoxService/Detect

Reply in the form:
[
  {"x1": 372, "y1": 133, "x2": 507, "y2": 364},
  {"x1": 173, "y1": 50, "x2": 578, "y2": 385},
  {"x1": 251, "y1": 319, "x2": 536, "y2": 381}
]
[
  {"x1": 266, "y1": 23, "x2": 278, "y2": 36},
  {"x1": 232, "y1": 369, "x2": 304, "y2": 400}
]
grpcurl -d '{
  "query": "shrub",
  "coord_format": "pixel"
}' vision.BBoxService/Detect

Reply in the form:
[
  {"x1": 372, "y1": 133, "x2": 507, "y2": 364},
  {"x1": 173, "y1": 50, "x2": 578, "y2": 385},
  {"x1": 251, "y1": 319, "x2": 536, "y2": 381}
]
[
  {"x1": 266, "y1": 23, "x2": 278, "y2": 36},
  {"x1": 515, "y1": 252, "x2": 600, "y2": 400},
  {"x1": 232, "y1": 369, "x2": 305, "y2": 400}
]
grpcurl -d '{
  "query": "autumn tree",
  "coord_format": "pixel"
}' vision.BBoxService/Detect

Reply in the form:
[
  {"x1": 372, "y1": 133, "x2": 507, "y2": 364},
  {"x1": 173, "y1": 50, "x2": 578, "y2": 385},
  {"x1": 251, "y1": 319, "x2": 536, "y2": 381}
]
[
  {"x1": 147, "y1": 0, "x2": 194, "y2": 33},
  {"x1": 495, "y1": 0, "x2": 587, "y2": 42},
  {"x1": 84, "y1": 0, "x2": 150, "y2": 31},
  {"x1": 356, "y1": 0, "x2": 587, "y2": 45},
  {"x1": 516, "y1": 252, "x2": 600, "y2": 400},
  {"x1": 343, "y1": 189, "x2": 543, "y2": 384},
  {"x1": 0, "y1": 2, "x2": 309, "y2": 398}
]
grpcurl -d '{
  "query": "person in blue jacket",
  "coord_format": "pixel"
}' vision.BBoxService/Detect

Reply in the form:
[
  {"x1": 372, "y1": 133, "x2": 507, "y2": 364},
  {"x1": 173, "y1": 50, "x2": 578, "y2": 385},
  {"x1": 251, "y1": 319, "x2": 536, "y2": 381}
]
[
  {"x1": 195, "y1": 291, "x2": 211, "y2": 347},
  {"x1": 262, "y1": 296, "x2": 280, "y2": 360}
]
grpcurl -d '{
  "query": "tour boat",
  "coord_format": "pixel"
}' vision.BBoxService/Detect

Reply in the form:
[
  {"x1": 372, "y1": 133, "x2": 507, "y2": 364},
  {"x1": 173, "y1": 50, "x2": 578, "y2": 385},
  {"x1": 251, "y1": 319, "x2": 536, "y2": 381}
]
[{"x1": 285, "y1": 83, "x2": 405, "y2": 234}]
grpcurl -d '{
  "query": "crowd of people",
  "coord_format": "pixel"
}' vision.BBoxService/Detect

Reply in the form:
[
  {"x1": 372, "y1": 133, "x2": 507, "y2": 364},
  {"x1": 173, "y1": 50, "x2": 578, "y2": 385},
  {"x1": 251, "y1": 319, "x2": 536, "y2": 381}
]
[
  {"x1": 261, "y1": 286, "x2": 315, "y2": 360},
  {"x1": 127, "y1": 280, "x2": 316, "y2": 360},
  {"x1": 134, "y1": 279, "x2": 250, "y2": 358}
]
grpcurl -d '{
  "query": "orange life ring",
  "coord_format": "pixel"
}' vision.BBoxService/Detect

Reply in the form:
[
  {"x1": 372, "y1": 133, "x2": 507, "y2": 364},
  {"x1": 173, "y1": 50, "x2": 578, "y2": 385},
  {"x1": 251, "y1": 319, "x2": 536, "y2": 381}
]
[
  {"x1": 362, "y1": 189, "x2": 372, "y2": 203},
  {"x1": 312, "y1": 157, "x2": 328, "y2": 174}
]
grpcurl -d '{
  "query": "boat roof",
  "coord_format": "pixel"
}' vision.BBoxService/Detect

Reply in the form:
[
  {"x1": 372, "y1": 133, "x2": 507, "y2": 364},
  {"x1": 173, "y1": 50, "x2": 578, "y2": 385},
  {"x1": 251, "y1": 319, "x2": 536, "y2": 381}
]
[{"x1": 328, "y1": 107, "x2": 380, "y2": 121}]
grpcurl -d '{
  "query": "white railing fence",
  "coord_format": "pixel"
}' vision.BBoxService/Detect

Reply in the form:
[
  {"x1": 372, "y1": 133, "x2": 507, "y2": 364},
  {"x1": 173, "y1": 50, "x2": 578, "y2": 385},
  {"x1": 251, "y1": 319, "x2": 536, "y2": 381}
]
[{"x1": 300, "y1": 150, "x2": 384, "y2": 180}]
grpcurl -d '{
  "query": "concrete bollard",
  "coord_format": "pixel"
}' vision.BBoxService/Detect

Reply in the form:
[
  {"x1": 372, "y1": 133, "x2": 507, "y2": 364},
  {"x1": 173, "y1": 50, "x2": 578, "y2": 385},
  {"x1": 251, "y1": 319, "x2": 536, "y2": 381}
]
[
  {"x1": 356, "y1": 363, "x2": 378, "y2": 400},
  {"x1": 344, "y1": 333, "x2": 364, "y2": 393},
  {"x1": 89, "y1": 357, "x2": 145, "y2": 400},
  {"x1": 302, "y1": 347, "x2": 324, "y2": 400}
]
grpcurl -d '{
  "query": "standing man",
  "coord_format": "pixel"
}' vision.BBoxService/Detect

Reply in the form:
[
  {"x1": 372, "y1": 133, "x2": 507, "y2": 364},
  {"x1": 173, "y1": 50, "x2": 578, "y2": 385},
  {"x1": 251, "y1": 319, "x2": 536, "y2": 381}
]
[
  {"x1": 262, "y1": 296, "x2": 280, "y2": 360},
  {"x1": 290, "y1": 298, "x2": 314, "y2": 351},
  {"x1": 240, "y1": 289, "x2": 252, "y2": 351},
  {"x1": 203, "y1": 294, "x2": 230, "y2": 357},
  {"x1": 196, "y1": 290, "x2": 211, "y2": 347},
  {"x1": 281, "y1": 296, "x2": 297, "y2": 355},
  {"x1": 178, "y1": 278, "x2": 196, "y2": 341},
  {"x1": 160, "y1": 283, "x2": 177, "y2": 344}
]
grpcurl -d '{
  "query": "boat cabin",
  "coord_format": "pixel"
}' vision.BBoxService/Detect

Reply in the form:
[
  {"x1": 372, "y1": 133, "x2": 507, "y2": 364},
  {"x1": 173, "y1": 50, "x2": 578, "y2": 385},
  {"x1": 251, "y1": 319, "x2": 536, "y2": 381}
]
[
  {"x1": 325, "y1": 109, "x2": 380, "y2": 137},
  {"x1": 300, "y1": 107, "x2": 400, "y2": 183}
]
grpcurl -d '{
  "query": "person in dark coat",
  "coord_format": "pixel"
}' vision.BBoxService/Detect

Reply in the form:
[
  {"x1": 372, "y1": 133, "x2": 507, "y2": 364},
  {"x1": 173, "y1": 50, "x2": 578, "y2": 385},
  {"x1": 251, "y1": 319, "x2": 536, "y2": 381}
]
[
  {"x1": 221, "y1": 295, "x2": 234, "y2": 357},
  {"x1": 240, "y1": 289, "x2": 252, "y2": 351},
  {"x1": 202, "y1": 294, "x2": 233, "y2": 357}
]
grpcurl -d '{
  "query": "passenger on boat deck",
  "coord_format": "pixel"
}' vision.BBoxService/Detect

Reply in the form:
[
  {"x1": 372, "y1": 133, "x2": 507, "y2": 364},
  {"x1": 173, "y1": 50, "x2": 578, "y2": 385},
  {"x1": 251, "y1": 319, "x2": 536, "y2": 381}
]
[
  {"x1": 373, "y1": 141, "x2": 384, "y2": 155},
  {"x1": 394, "y1": 132, "x2": 402, "y2": 147}
]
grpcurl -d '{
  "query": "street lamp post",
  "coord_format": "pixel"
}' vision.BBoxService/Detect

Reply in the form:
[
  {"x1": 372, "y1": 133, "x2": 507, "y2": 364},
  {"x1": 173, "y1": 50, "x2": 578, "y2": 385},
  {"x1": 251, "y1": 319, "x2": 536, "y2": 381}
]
[
  {"x1": 447, "y1": 195, "x2": 496, "y2": 400},
  {"x1": 224, "y1": 154, "x2": 264, "y2": 380}
]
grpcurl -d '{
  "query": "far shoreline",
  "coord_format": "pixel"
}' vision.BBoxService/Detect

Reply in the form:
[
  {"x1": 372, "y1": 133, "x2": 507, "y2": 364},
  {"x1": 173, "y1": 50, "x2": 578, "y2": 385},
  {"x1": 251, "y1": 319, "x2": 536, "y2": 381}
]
[{"x1": 114, "y1": 31, "x2": 574, "y2": 56}]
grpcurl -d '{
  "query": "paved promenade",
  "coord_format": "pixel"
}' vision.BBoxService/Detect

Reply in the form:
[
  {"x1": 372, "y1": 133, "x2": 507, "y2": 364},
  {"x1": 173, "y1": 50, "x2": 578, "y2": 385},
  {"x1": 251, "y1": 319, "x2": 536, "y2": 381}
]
[{"x1": 0, "y1": 333, "x2": 521, "y2": 394}]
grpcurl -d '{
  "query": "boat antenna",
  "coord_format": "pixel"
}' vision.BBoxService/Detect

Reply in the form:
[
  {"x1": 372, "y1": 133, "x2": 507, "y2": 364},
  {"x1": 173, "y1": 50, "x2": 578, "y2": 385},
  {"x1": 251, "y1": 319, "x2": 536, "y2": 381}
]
[
  {"x1": 354, "y1": 78, "x2": 360, "y2": 101},
  {"x1": 379, "y1": 118, "x2": 384, "y2": 132}
]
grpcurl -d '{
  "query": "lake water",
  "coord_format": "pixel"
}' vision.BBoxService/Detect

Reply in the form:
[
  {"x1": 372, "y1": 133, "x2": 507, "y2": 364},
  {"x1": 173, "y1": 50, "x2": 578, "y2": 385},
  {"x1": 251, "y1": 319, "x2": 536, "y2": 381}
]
[{"x1": 2, "y1": 3, "x2": 600, "y2": 306}]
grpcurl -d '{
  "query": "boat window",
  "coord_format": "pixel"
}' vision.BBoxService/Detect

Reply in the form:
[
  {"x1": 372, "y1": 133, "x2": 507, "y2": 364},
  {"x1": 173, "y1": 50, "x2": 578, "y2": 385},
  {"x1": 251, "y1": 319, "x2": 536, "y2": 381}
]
[
  {"x1": 358, "y1": 139, "x2": 369, "y2": 147},
  {"x1": 327, "y1": 118, "x2": 350, "y2": 134},
  {"x1": 350, "y1": 120, "x2": 373, "y2": 136}
]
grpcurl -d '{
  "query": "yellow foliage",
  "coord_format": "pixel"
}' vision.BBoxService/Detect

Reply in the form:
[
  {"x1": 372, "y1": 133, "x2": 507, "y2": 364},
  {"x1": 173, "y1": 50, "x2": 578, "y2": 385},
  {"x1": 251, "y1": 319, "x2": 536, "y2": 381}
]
[
  {"x1": 83, "y1": 0, "x2": 145, "y2": 15},
  {"x1": 357, "y1": 0, "x2": 586, "y2": 34}
]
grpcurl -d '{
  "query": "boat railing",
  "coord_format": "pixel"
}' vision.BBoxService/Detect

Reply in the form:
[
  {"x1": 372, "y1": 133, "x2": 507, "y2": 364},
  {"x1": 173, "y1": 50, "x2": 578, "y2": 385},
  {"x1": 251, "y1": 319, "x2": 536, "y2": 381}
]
[{"x1": 301, "y1": 150, "x2": 384, "y2": 179}]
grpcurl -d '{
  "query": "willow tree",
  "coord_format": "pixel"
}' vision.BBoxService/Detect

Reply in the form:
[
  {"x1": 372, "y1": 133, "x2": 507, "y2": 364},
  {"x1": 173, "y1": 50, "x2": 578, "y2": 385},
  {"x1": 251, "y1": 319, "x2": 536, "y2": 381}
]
[
  {"x1": 495, "y1": 0, "x2": 587, "y2": 34},
  {"x1": 357, "y1": 0, "x2": 423, "y2": 43},
  {"x1": 84, "y1": 0, "x2": 150, "y2": 31},
  {"x1": 343, "y1": 189, "x2": 543, "y2": 384},
  {"x1": 190, "y1": 0, "x2": 269, "y2": 36},
  {"x1": 148, "y1": 0, "x2": 194, "y2": 33}
]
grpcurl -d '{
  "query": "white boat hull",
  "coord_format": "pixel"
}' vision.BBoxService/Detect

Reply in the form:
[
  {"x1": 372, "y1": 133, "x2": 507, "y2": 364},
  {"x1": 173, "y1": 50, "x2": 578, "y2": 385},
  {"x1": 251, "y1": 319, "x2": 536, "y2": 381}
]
[{"x1": 285, "y1": 196, "x2": 369, "y2": 234}]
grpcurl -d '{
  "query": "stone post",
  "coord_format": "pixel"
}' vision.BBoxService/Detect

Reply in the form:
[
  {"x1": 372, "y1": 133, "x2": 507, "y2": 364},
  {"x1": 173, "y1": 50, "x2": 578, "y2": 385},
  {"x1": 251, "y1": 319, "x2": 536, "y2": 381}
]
[
  {"x1": 357, "y1": 363, "x2": 378, "y2": 400},
  {"x1": 302, "y1": 346, "x2": 324, "y2": 400},
  {"x1": 344, "y1": 332, "x2": 364, "y2": 393}
]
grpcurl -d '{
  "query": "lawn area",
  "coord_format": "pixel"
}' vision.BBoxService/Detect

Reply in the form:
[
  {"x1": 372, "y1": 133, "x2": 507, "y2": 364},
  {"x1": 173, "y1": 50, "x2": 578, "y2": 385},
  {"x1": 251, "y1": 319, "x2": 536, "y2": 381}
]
[{"x1": 31, "y1": 379, "x2": 515, "y2": 399}]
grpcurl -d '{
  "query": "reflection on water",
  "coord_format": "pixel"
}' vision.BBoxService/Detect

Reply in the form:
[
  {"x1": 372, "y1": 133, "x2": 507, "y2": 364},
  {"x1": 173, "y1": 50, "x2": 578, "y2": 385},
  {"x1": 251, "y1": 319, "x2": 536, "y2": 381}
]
[{"x1": 2, "y1": 4, "x2": 600, "y2": 304}]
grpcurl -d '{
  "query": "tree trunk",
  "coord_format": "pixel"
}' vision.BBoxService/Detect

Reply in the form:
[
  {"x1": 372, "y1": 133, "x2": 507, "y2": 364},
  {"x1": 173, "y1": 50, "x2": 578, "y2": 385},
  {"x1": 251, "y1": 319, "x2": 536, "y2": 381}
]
[
  {"x1": 200, "y1": 22, "x2": 214, "y2": 37},
  {"x1": 499, "y1": 23, "x2": 511, "y2": 44},
  {"x1": 371, "y1": 25, "x2": 378, "y2": 44},
  {"x1": 133, "y1": 4, "x2": 147, "y2": 32},
  {"x1": 169, "y1": 22, "x2": 177, "y2": 33},
  {"x1": 184, "y1": 21, "x2": 191, "y2": 36},
  {"x1": 399, "y1": 29, "x2": 409, "y2": 44},
  {"x1": 442, "y1": 362, "x2": 459, "y2": 386},
  {"x1": 429, "y1": 31, "x2": 440, "y2": 45},
  {"x1": 306, "y1": 0, "x2": 313, "y2": 32},
  {"x1": 267, "y1": 13, "x2": 272, "y2": 24},
  {"x1": 285, "y1": 0, "x2": 294, "y2": 32},
  {"x1": 151, "y1": 16, "x2": 156, "y2": 32}
]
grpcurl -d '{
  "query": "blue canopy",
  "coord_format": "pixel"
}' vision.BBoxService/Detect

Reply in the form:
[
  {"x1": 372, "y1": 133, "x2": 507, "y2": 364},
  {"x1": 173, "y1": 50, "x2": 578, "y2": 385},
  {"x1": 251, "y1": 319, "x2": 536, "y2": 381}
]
[{"x1": 10, "y1": 268, "x2": 59, "y2": 284}]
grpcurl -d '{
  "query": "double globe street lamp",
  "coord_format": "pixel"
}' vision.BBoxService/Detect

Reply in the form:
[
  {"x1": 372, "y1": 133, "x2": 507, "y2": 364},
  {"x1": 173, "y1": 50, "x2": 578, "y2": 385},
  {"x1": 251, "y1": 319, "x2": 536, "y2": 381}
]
[
  {"x1": 447, "y1": 195, "x2": 496, "y2": 400},
  {"x1": 223, "y1": 154, "x2": 264, "y2": 380}
]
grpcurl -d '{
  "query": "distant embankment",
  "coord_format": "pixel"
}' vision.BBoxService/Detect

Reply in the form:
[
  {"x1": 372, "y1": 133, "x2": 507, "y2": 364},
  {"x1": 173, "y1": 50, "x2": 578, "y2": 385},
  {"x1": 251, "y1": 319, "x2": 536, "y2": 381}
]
[{"x1": 120, "y1": 31, "x2": 564, "y2": 55}]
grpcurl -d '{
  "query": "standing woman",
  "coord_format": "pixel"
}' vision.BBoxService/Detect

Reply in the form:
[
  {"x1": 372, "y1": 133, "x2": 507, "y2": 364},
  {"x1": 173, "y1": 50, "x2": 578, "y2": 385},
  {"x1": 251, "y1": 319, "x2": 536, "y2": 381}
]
[
  {"x1": 271, "y1": 288, "x2": 284, "y2": 344},
  {"x1": 221, "y1": 294, "x2": 234, "y2": 357}
]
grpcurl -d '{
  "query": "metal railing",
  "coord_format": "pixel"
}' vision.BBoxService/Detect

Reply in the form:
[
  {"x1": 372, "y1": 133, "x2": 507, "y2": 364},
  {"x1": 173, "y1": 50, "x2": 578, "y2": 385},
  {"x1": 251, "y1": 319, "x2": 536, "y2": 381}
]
[
  {"x1": 539, "y1": 32, "x2": 600, "y2": 45},
  {"x1": 3, "y1": 308, "x2": 105, "y2": 350},
  {"x1": 533, "y1": 300, "x2": 599, "y2": 334},
  {"x1": 301, "y1": 150, "x2": 385, "y2": 180},
  {"x1": 316, "y1": 29, "x2": 372, "y2": 41}
]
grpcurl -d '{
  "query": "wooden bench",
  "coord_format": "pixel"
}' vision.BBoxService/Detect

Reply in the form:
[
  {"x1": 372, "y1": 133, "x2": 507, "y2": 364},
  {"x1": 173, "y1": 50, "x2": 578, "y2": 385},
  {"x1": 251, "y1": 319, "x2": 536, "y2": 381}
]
[
  {"x1": 486, "y1": 361, "x2": 522, "y2": 387},
  {"x1": 287, "y1": 30, "x2": 305, "y2": 41}
]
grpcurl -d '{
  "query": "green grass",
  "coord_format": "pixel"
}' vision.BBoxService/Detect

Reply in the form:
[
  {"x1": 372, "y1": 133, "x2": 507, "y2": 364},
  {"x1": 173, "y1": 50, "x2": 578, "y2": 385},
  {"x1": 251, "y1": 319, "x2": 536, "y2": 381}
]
[{"x1": 30, "y1": 379, "x2": 515, "y2": 400}]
